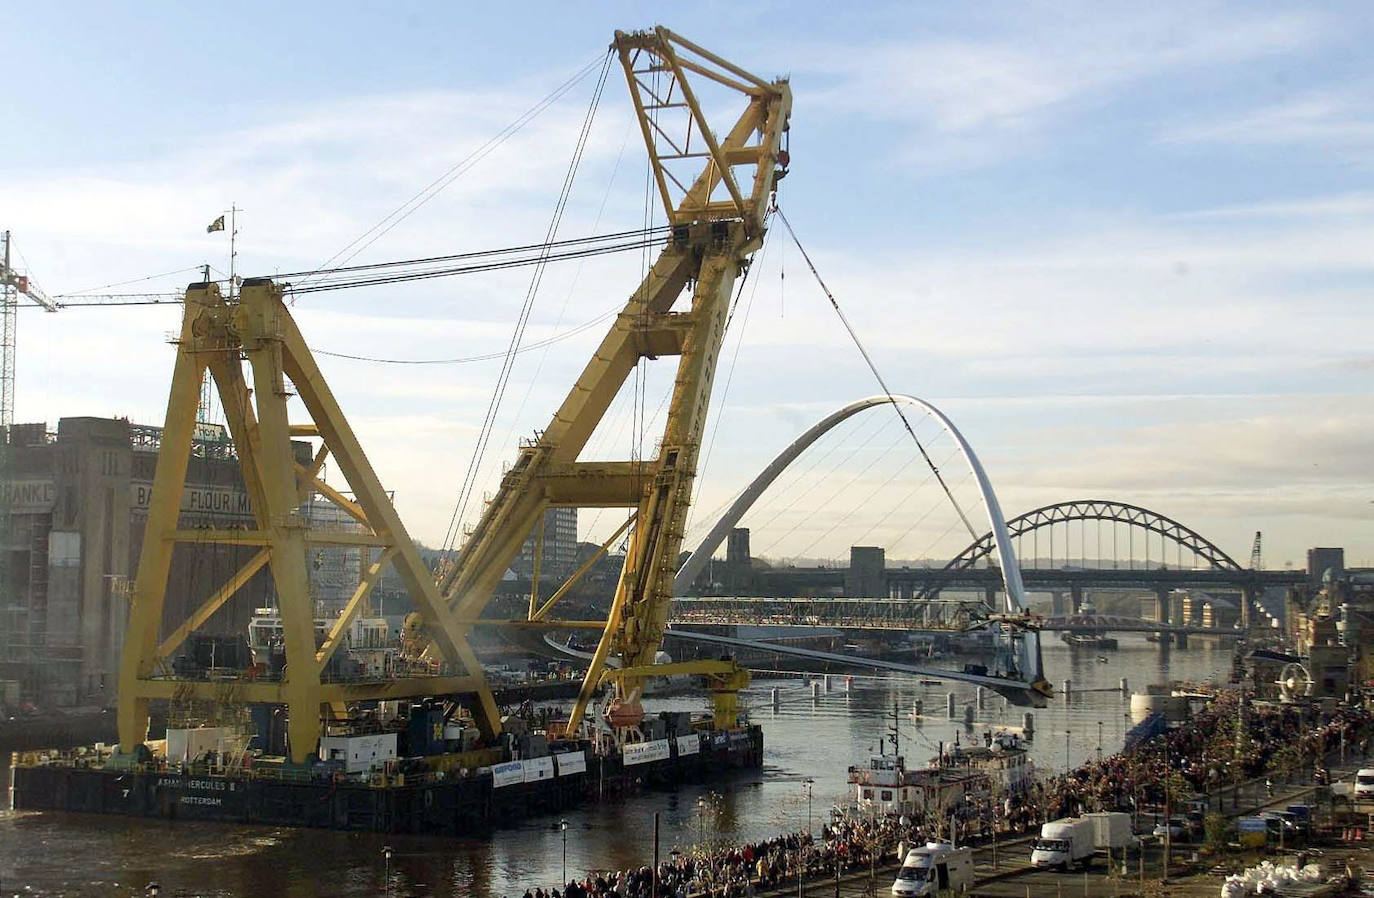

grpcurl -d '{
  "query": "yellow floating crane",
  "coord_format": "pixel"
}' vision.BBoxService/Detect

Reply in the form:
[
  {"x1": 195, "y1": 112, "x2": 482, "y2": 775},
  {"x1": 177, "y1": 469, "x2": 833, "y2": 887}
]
[{"x1": 115, "y1": 27, "x2": 790, "y2": 763}]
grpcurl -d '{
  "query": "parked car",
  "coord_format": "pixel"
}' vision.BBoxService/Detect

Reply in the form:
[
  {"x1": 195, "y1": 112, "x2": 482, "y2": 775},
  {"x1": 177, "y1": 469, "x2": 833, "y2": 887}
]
[
  {"x1": 1285, "y1": 804, "x2": 1312, "y2": 835},
  {"x1": 1152, "y1": 818, "x2": 1187, "y2": 841},
  {"x1": 1260, "y1": 810, "x2": 1302, "y2": 835}
]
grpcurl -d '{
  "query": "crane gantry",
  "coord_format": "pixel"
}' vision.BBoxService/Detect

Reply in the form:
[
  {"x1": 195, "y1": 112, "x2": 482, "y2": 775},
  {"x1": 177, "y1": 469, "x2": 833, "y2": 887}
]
[{"x1": 437, "y1": 28, "x2": 792, "y2": 736}]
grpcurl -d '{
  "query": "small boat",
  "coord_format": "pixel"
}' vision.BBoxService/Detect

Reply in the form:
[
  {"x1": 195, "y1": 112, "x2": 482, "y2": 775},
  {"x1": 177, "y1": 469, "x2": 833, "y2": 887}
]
[
  {"x1": 1096, "y1": 656, "x2": 1109, "y2": 664},
  {"x1": 919, "y1": 679, "x2": 942, "y2": 686}
]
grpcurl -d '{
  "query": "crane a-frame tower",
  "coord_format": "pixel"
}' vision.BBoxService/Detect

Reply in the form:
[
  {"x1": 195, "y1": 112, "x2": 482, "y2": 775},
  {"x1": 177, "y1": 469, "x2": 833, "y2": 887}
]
[
  {"x1": 440, "y1": 28, "x2": 791, "y2": 734},
  {"x1": 115, "y1": 27, "x2": 789, "y2": 763},
  {"x1": 117, "y1": 279, "x2": 502, "y2": 763}
]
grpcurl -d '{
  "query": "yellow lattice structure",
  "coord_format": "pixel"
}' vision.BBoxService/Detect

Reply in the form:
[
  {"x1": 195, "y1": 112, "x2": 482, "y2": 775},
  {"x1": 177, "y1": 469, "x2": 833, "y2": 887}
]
[{"x1": 117, "y1": 280, "x2": 499, "y2": 763}]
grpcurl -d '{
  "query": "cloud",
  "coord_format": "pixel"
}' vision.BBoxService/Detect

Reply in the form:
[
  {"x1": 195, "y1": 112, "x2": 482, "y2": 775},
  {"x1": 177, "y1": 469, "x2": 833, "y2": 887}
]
[
  {"x1": 6, "y1": 10, "x2": 1372, "y2": 570},
  {"x1": 797, "y1": 6, "x2": 1325, "y2": 170},
  {"x1": 1162, "y1": 89, "x2": 1374, "y2": 159}
]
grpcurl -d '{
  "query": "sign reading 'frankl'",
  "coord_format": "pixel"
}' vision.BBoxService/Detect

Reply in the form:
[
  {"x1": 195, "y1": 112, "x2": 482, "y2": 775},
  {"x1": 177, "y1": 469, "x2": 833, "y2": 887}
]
[{"x1": 2, "y1": 479, "x2": 56, "y2": 512}]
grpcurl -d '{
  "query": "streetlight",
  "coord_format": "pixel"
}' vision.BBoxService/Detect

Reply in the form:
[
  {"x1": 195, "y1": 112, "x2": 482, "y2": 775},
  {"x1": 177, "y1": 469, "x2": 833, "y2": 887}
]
[
  {"x1": 1097, "y1": 720, "x2": 1103, "y2": 761},
  {"x1": 382, "y1": 846, "x2": 393, "y2": 898},
  {"x1": 652, "y1": 810, "x2": 661, "y2": 898},
  {"x1": 560, "y1": 819, "x2": 569, "y2": 888},
  {"x1": 803, "y1": 778, "x2": 815, "y2": 833},
  {"x1": 1065, "y1": 729, "x2": 1072, "y2": 775},
  {"x1": 698, "y1": 796, "x2": 706, "y2": 847}
]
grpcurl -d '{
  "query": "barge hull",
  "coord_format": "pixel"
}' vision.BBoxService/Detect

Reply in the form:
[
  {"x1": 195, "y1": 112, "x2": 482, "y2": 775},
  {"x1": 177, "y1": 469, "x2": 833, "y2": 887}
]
[{"x1": 11, "y1": 726, "x2": 763, "y2": 835}]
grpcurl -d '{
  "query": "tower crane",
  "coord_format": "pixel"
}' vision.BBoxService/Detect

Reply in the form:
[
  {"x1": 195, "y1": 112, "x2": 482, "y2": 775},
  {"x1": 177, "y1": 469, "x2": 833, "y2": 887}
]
[
  {"x1": 0, "y1": 231, "x2": 59, "y2": 603},
  {"x1": 0, "y1": 231, "x2": 60, "y2": 436}
]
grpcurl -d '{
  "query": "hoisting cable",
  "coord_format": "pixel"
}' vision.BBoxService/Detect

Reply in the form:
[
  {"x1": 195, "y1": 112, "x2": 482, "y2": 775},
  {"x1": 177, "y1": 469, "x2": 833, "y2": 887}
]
[
  {"x1": 773, "y1": 205, "x2": 979, "y2": 542},
  {"x1": 314, "y1": 304, "x2": 620, "y2": 364},
  {"x1": 294, "y1": 52, "x2": 609, "y2": 294},
  {"x1": 47, "y1": 229, "x2": 665, "y2": 306},
  {"x1": 284, "y1": 232, "x2": 661, "y2": 294},
  {"x1": 278, "y1": 226, "x2": 667, "y2": 283},
  {"x1": 440, "y1": 50, "x2": 614, "y2": 560}
]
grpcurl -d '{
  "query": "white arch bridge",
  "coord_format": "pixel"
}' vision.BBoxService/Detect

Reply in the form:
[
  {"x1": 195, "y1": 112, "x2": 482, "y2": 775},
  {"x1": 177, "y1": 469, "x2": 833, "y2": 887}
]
[{"x1": 665, "y1": 394, "x2": 1051, "y2": 706}]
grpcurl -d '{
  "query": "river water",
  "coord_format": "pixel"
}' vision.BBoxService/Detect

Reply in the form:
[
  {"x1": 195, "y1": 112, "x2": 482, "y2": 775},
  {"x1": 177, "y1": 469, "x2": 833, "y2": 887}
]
[{"x1": 0, "y1": 636, "x2": 1231, "y2": 897}]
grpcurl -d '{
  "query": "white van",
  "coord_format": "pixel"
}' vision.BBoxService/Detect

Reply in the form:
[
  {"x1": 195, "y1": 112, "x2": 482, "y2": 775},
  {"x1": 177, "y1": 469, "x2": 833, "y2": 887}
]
[
  {"x1": 1354, "y1": 769, "x2": 1374, "y2": 799},
  {"x1": 891, "y1": 842, "x2": 974, "y2": 897},
  {"x1": 1031, "y1": 818, "x2": 1095, "y2": 870}
]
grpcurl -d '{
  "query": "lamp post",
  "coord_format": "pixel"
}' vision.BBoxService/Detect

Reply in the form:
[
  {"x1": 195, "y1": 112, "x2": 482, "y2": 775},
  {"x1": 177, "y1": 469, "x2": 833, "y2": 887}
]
[
  {"x1": 653, "y1": 810, "x2": 661, "y2": 898},
  {"x1": 560, "y1": 819, "x2": 569, "y2": 888},
  {"x1": 1065, "y1": 729, "x2": 1072, "y2": 776},
  {"x1": 382, "y1": 845, "x2": 393, "y2": 898},
  {"x1": 1097, "y1": 720, "x2": 1103, "y2": 761},
  {"x1": 803, "y1": 778, "x2": 815, "y2": 833},
  {"x1": 698, "y1": 796, "x2": 706, "y2": 847}
]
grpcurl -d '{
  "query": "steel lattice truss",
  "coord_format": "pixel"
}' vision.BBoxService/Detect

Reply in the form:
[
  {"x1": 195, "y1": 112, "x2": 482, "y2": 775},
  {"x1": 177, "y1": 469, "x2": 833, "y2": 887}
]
[{"x1": 915, "y1": 499, "x2": 1243, "y2": 602}]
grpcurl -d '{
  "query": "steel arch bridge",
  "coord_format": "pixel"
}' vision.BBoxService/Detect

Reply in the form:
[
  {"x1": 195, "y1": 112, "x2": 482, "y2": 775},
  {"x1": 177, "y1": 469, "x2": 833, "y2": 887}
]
[{"x1": 913, "y1": 499, "x2": 1243, "y2": 601}]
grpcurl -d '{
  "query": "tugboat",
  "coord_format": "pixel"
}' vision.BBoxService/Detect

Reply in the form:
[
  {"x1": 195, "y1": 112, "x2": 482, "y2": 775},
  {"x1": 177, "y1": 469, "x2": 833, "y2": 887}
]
[
  {"x1": 847, "y1": 708, "x2": 1034, "y2": 818},
  {"x1": 942, "y1": 730, "x2": 1035, "y2": 796},
  {"x1": 848, "y1": 752, "x2": 991, "y2": 817}
]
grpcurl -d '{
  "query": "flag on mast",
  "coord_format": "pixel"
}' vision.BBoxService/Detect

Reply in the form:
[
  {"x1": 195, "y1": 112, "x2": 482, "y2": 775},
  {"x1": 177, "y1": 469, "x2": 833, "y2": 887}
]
[{"x1": 207, "y1": 215, "x2": 226, "y2": 234}]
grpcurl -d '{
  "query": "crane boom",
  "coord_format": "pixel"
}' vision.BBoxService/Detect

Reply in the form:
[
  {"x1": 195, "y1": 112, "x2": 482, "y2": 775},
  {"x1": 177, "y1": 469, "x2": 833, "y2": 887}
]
[{"x1": 439, "y1": 27, "x2": 791, "y2": 736}]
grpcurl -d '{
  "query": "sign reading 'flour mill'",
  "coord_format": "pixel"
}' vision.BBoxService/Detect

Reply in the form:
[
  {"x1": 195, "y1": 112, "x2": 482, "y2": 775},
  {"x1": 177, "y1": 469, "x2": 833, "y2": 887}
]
[{"x1": 131, "y1": 481, "x2": 255, "y2": 520}]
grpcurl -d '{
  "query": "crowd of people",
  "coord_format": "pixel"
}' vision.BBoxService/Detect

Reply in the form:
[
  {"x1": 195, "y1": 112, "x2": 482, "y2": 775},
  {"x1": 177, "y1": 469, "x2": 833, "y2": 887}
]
[{"x1": 510, "y1": 695, "x2": 1374, "y2": 898}]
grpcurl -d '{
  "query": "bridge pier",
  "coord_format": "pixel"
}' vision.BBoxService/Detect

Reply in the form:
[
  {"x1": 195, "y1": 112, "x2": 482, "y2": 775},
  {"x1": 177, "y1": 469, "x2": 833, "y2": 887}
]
[
  {"x1": 1241, "y1": 584, "x2": 1258, "y2": 632},
  {"x1": 984, "y1": 585, "x2": 997, "y2": 607},
  {"x1": 1071, "y1": 584, "x2": 1085, "y2": 613},
  {"x1": 1154, "y1": 586, "x2": 1171, "y2": 643},
  {"x1": 1050, "y1": 590, "x2": 1067, "y2": 617}
]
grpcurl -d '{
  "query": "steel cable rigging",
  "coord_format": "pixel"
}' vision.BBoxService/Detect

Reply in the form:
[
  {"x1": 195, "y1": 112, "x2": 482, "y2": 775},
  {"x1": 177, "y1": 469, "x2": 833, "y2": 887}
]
[
  {"x1": 45, "y1": 228, "x2": 669, "y2": 307},
  {"x1": 774, "y1": 205, "x2": 980, "y2": 542},
  {"x1": 440, "y1": 50, "x2": 615, "y2": 558},
  {"x1": 293, "y1": 52, "x2": 610, "y2": 293}
]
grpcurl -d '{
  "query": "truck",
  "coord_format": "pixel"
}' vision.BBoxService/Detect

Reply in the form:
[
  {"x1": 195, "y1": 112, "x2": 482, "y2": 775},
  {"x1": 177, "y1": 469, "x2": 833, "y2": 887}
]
[
  {"x1": 1083, "y1": 812, "x2": 1137, "y2": 852},
  {"x1": 1031, "y1": 817, "x2": 1095, "y2": 870},
  {"x1": 891, "y1": 842, "x2": 974, "y2": 897}
]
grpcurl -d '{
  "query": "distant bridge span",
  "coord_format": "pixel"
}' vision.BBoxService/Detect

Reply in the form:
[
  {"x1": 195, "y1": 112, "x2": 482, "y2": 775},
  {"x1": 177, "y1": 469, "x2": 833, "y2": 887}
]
[
  {"x1": 930, "y1": 499, "x2": 1241, "y2": 582},
  {"x1": 667, "y1": 597, "x2": 1246, "y2": 636}
]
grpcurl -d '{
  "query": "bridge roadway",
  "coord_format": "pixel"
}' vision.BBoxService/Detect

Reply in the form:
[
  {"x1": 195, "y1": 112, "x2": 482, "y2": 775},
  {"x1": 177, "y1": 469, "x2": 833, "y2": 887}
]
[
  {"x1": 751, "y1": 565, "x2": 1305, "y2": 597},
  {"x1": 668, "y1": 596, "x2": 1248, "y2": 635}
]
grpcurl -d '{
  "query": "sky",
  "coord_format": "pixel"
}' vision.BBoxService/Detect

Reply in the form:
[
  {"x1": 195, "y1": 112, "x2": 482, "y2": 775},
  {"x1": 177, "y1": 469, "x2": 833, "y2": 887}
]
[{"x1": 4, "y1": 1, "x2": 1372, "y2": 570}]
